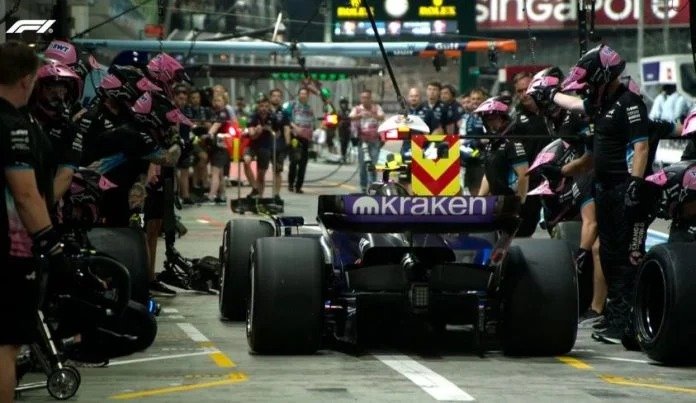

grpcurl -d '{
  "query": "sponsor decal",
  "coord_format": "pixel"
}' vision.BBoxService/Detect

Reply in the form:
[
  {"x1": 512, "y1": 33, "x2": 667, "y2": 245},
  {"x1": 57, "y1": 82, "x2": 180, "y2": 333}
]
[
  {"x1": 343, "y1": 195, "x2": 495, "y2": 223},
  {"x1": 476, "y1": 0, "x2": 690, "y2": 31}
]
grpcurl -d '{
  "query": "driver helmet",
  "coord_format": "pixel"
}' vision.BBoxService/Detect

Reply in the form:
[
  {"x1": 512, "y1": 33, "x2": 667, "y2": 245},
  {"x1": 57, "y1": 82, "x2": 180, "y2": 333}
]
[
  {"x1": 32, "y1": 62, "x2": 83, "y2": 121},
  {"x1": 146, "y1": 53, "x2": 191, "y2": 88},
  {"x1": 339, "y1": 96, "x2": 349, "y2": 105},
  {"x1": 43, "y1": 40, "x2": 101, "y2": 82},
  {"x1": 562, "y1": 44, "x2": 625, "y2": 93},
  {"x1": 97, "y1": 65, "x2": 162, "y2": 105},
  {"x1": 526, "y1": 66, "x2": 565, "y2": 116},
  {"x1": 131, "y1": 91, "x2": 193, "y2": 130},
  {"x1": 474, "y1": 96, "x2": 511, "y2": 135}
]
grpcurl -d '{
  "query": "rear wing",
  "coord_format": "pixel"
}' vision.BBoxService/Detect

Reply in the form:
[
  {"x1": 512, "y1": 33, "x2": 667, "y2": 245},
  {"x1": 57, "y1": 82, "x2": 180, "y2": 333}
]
[{"x1": 317, "y1": 195, "x2": 520, "y2": 233}]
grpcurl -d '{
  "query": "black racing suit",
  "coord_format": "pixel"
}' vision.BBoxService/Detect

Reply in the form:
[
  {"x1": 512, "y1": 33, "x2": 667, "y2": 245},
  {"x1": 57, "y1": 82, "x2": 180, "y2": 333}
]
[
  {"x1": 0, "y1": 99, "x2": 56, "y2": 345},
  {"x1": 513, "y1": 109, "x2": 552, "y2": 237},
  {"x1": 590, "y1": 84, "x2": 654, "y2": 332}
]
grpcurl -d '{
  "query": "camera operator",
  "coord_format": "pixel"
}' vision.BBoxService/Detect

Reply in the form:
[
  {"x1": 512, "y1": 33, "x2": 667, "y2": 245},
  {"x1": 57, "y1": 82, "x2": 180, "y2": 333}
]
[{"x1": 0, "y1": 41, "x2": 73, "y2": 403}]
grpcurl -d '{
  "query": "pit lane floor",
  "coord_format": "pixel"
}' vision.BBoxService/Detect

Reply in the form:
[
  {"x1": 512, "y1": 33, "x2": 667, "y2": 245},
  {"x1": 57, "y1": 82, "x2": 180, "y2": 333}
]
[{"x1": 17, "y1": 158, "x2": 694, "y2": 402}]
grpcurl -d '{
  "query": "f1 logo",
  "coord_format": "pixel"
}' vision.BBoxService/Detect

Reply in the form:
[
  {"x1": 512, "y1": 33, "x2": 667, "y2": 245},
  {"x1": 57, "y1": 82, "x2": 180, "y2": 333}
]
[{"x1": 6, "y1": 20, "x2": 56, "y2": 34}]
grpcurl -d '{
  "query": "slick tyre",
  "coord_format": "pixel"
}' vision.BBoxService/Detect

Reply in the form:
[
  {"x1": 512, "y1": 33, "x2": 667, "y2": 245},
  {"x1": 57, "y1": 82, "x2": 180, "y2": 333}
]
[
  {"x1": 247, "y1": 237, "x2": 324, "y2": 354},
  {"x1": 634, "y1": 243, "x2": 696, "y2": 364},
  {"x1": 219, "y1": 219, "x2": 274, "y2": 321},
  {"x1": 502, "y1": 239, "x2": 578, "y2": 356},
  {"x1": 87, "y1": 228, "x2": 150, "y2": 305},
  {"x1": 552, "y1": 221, "x2": 592, "y2": 313}
]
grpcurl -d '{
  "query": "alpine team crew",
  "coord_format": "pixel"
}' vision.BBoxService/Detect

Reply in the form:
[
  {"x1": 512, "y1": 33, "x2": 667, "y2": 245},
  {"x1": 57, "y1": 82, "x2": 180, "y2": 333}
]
[
  {"x1": 474, "y1": 96, "x2": 529, "y2": 203},
  {"x1": 535, "y1": 44, "x2": 656, "y2": 345}
]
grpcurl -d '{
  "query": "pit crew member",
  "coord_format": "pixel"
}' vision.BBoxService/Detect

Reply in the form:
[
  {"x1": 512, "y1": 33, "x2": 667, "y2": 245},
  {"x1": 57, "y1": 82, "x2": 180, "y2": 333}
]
[{"x1": 475, "y1": 96, "x2": 529, "y2": 204}]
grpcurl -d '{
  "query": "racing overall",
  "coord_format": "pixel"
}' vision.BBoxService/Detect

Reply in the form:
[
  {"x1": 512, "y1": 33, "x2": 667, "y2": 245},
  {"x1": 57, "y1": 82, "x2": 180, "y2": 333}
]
[{"x1": 591, "y1": 84, "x2": 654, "y2": 335}]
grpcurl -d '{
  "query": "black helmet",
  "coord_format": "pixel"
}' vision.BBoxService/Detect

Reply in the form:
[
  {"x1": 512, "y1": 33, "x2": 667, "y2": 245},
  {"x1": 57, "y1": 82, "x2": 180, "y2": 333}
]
[
  {"x1": 562, "y1": 44, "x2": 625, "y2": 92},
  {"x1": 339, "y1": 96, "x2": 349, "y2": 104}
]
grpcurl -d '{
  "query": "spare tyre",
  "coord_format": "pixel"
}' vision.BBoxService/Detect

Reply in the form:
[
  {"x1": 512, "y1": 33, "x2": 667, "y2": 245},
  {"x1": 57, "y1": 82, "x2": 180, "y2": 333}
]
[
  {"x1": 634, "y1": 243, "x2": 696, "y2": 364},
  {"x1": 87, "y1": 227, "x2": 149, "y2": 305}
]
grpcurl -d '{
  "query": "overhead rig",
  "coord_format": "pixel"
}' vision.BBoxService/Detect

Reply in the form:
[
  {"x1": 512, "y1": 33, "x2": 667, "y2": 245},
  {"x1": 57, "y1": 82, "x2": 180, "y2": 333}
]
[{"x1": 72, "y1": 39, "x2": 518, "y2": 58}]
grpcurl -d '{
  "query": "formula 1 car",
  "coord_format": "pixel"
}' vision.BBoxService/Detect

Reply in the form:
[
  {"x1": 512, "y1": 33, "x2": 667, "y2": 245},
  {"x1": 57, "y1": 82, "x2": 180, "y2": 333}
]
[
  {"x1": 631, "y1": 159, "x2": 696, "y2": 364},
  {"x1": 219, "y1": 182, "x2": 579, "y2": 356}
]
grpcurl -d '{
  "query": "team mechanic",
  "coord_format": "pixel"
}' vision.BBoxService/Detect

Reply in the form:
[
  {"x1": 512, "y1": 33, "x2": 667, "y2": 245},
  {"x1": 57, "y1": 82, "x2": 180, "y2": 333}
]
[
  {"x1": 29, "y1": 63, "x2": 84, "y2": 202},
  {"x1": 0, "y1": 41, "x2": 87, "y2": 402},
  {"x1": 474, "y1": 96, "x2": 529, "y2": 203},
  {"x1": 536, "y1": 45, "x2": 658, "y2": 344},
  {"x1": 526, "y1": 67, "x2": 602, "y2": 320}
]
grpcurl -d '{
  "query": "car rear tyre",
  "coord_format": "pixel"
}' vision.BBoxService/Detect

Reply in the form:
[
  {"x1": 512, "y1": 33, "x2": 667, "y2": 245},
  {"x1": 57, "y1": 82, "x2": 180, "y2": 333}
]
[
  {"x1": 502, "y1": 239, "x2": 578, "y2": 356},
  {"x1": 247, "y1": 237, "x2": 324, "y2": 354},
  {"x1": 551, "y1": 221, "x2": 591, "y2": 313},
  {"x1": 87, "y1": 228, "x2": 149, "y2": 305},
  {"x1": 219, "y1": 219, "x2": 275, "y2": 321},
  {"x1": 634, "y1": 243, "x2": 696, "y2": 364}
]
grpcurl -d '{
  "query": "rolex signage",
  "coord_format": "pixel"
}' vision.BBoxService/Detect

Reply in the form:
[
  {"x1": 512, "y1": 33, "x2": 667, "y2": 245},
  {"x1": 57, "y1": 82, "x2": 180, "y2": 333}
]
[{"x1": 332, "y1": 0, "x2": 461, "y2": 40}]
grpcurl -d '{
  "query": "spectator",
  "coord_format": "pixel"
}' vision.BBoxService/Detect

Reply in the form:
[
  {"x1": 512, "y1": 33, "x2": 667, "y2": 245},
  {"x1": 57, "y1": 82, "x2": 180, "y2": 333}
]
[
  {"x1": 285, "y1": 87, "x2": 315, "y2": 194},
  {"x1": 649, "y1": 84, "x2": 693, "y2": 122},
  {"x1": 350, "y1": 89, "x2": 385, "y2": 192}
]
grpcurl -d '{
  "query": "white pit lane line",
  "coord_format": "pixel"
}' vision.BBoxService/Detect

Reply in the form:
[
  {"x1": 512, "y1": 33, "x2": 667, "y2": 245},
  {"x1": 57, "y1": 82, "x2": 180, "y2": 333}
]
[
  {"x1": 177, "y1": 323, "x2": 211, "y2": 343},
  {"x1": 375, "y1": 355, "x2": 475, "y2": 401}
]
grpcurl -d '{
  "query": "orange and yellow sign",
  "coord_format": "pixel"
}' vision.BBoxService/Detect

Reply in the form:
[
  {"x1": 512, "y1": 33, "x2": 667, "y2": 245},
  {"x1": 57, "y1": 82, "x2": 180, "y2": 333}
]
[{"x1": 410, "y1": 134, "x2": 461, "y2": 196}]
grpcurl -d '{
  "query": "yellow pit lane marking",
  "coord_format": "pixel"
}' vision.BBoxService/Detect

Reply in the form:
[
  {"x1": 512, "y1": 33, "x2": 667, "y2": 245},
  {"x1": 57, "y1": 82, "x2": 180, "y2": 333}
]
[
  {"x1": 557, "y1": 356, "x2": 593, "y2": 370},
  {"x1": 209, "y1": 351, "x2": 236, "y2": 368},
  {"x1": 110, "y1": 372, "x2": 248, "y2": 400},
  {"x1": 600, "y1": 375, "x2": 696, "y2": 394}
]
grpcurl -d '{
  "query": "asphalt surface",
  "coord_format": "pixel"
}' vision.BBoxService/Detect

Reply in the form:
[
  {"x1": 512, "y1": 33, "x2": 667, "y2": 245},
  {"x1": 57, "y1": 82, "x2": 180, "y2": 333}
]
[{"x1": 16, "y1": 151, "x2": 695, "y2": 402}]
